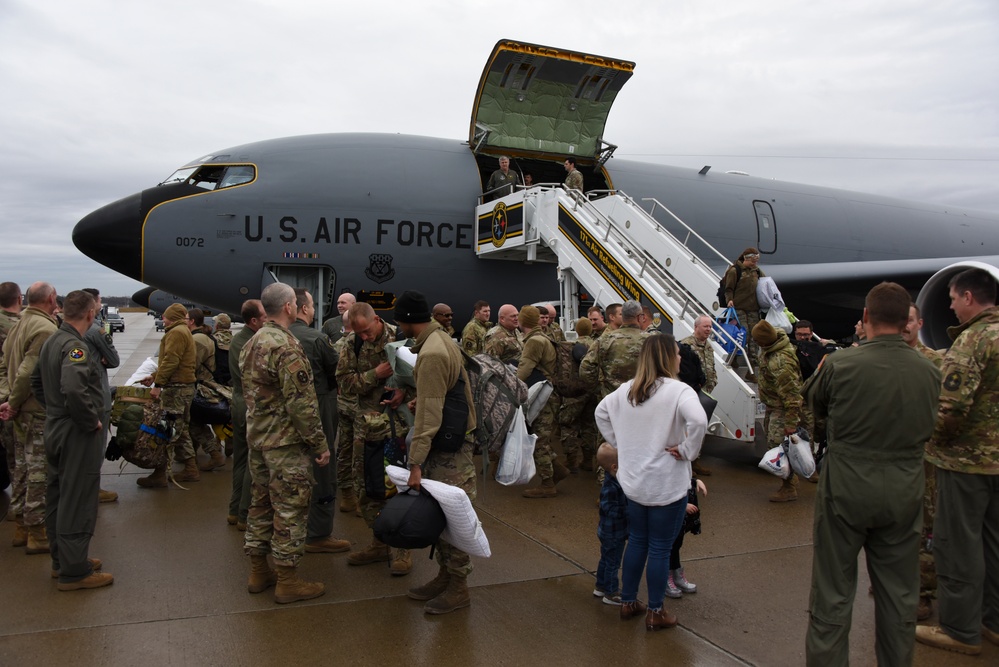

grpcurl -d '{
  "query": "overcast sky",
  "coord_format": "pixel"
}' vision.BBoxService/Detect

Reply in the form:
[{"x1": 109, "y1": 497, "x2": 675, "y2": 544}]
[{"x1": 2, "y1": 0, "x2": 996, "y2": 298}]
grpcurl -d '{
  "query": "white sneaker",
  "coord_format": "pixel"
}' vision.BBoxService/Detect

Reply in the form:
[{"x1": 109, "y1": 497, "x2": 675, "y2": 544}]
[{"x1": 602, "y1": 592, "x2": 622, "y2": 606}]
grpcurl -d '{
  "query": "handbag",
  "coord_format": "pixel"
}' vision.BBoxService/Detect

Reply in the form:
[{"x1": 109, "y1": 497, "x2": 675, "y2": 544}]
[{"x1": 714, "y1": 307, "x2": 747, "y2": 356}]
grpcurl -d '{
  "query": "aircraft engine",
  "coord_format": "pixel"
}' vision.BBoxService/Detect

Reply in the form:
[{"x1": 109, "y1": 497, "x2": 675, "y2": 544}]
[{"x1": 915, "y1": 261, "x2": 999, "y2": 350}]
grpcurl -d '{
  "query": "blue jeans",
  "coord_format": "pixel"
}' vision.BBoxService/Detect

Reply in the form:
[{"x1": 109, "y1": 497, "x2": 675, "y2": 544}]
[
  {"x1": 622, "y1": 497, "x2": 687, "y2": 609},
  {"x1": 596, "y1": 535, "x2": 626, "y2": 594}
]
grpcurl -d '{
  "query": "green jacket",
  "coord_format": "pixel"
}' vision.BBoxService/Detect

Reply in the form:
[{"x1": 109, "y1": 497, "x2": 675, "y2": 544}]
[
  {"x1": 806, "y1": 335, "x2": 940, "y2": 464},
  {"x1": 0, "y1": 306, "x2": 58, "y2": 414},
  {"x1": 926, "y1": 307, "x2": 999, "y2": 474},
  {"x1": 155, "y1": 321, "x2": 196, "y2": 385}
]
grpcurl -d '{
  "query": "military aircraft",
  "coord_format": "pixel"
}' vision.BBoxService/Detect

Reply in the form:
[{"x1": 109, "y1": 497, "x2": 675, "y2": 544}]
[
  {"x1": 131, "y1": 286, "x2": 226, "y2": 318},
  {"x1": 74, "y1": 39, "x2": 999, "y2": 341}
]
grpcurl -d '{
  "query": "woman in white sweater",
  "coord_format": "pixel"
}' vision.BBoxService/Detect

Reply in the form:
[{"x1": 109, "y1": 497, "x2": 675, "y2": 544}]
[{"x1": 594, "y1": 334, "x2": 707, "y2": 631}]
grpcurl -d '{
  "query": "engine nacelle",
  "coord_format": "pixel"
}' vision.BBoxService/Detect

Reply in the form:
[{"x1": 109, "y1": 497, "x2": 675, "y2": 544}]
[{"x1": 915, "y1": 261, "x2": 999, "y2": 350}]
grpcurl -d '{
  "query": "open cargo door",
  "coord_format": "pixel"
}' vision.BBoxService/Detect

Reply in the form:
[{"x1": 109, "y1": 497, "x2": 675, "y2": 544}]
[{"x1": 470, "y1": 40, "x2": 635, "y2": 164}]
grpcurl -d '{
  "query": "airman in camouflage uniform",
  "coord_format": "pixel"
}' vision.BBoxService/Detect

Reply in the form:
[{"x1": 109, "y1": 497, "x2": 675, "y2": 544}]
[
  {"x1": 460, "y1": 301, "x2": 491, "y2": 355},
  {"x1": 517, "y1": 306, "x2": 568, "y2": 498},
  {"x1": 579, "y1": 301, "x2": 648, "y2": 400},
  {"x1": 394, "y1": 291, "x2": 478, "y2": 614},
  {"x1": 752, "y1": 321, "x2": 803, "y2": 503},
  {"x1": 241, "y1": 283, "x2": 330, "y2": 604},
  {"x1": 332, "y1": 315, "x2": 359, "y2": 511},
  {"x1": 137, "y1": 303, "x2": 197, "y2": 488},
  {"x1": 563, "y1": 157, "x2": 583, "y2": 191},
  {"x1": 432, "y1": 303, "x2": 456, "y2": 337},
  {"x1": 189, "y1": 310, "x2": 224, "y2": 472},
  {"x1": 917, "y1": 269, "x2": 999, "y2": 655},
  {"x1": 0, "y1": 282, "x2": 22, "y2": 525},
  {"x1": 902, "y1": 304, "x2": 945, "y2": 619},
  {"x1": 560, "y1": 318, "x2": 598, "y2": 472},
  {"x1": 338, "y1": 302, "x2": 412, "y2": 574},
  {"x1": 681, "y1": 315, "x2": 717, "y2": 393},
  {"x1": 0, "y1": 282, "x2": 58, "y2": 553},
  {"x1": 540, "y1": 304, "x2": 566, "y2": 342},
  {"x1": 724, "y1": 248, "x2": 764, "y2": 374},
  {"x1": 483, "y1": 304, "x2": 522, "y2": 364}
]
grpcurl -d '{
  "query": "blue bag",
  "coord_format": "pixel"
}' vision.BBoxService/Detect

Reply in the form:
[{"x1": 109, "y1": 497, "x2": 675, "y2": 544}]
[{"x1": 714, "y1": 307, "x2": 747, "y2": 356}]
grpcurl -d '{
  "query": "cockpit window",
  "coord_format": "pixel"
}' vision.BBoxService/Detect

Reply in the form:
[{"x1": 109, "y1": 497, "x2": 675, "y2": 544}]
[{"x1": 159, "y1": 165, "x2": 255, "y2": 190}]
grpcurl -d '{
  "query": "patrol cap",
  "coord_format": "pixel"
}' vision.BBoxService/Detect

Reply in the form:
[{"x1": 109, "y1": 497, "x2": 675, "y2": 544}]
[
  {"x1": 394, "y1": 291, "x2": 431, "y2": 323},
  {"x1": 163, "y1": 303, "x2": 188, "y2": 324},
  {"x1": 752, "y1": 320, "x2": 779, "y2": 347}
]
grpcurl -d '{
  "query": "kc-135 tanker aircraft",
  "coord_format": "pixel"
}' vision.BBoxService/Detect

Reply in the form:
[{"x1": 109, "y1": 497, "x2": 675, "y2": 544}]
[{"x1": 74, "y1": 39, "x2": 999, "y2": 347}]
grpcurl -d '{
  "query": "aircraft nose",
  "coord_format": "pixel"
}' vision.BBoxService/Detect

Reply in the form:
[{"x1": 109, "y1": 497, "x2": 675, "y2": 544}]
[{"x1": 73, "y1": 192, "x2": 143, "y2": 281}]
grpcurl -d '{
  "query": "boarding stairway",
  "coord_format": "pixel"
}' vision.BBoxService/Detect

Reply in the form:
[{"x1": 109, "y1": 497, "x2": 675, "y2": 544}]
[{"x1": 474, "y1": 185, "x2": 761, "y2": 442}]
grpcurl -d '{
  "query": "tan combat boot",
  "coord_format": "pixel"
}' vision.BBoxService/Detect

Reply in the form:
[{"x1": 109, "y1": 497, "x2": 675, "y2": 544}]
[
  {"x1": 338, "y1": 488, "x2": 358, "y2": 513},
  {"x1": 174, "y1": 458, "x2": 201, "y2": 482},
  {"x1": 247, "y1": 555, "x2": 278, "y2": 594},
  {"x1": 136, "y1": 465, "x2": 168, "y2": 489},
  {"x1": 198, "y1": 451, "x2": 226, "y2": 472},
  {"x1": 273, "y1": 564, "x2": 325, "y2": 604},
  {"x1": 98, "y1": 489, "x2": 119, "y2": 503},
  {"x1": 769, "y1": 474, "x2": 798, "y2": 503},
  {"x1": 11, "y1": 521, "x2": 27, "y2": 548},
  {"x1": 522, "y1": 478, "x2": 557, "y2": 499},
  {"x1": 56, "y1": 571, "x2": 114, "y2": 591},
  {"x1": 305, "y1": 536, "x2": 351, "y2": 554},
  {"x1": 390, "y1": 548, "x2": 412, "y2": 576},
  {"x1": 424, "y1": 574, "x2": 470, "y2": 614},
  {"x1": 407, "y1": 566, "x2": 450, "y2": 601},
  {"x1": 52, "y1": 557, "x2": 102, "y2": 579},
  {"x1": 347, "y1": 538, "x2": 391, "y2": 566},
  {"x1": 25, "y1": 525, "x2": 50, "y2": 555}
]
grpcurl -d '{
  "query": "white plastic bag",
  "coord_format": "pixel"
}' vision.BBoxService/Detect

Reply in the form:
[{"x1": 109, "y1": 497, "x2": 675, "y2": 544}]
[
  {"x1": 786, "y1": 432, "x2": 816, "y2": 478},
  {"x1": 524, "y1": 380, "x2": 553, "y2": 425},
  {"x1": 758, "y1": 444, "x2": 792, "y2": 479},
  {"x1": 495, "y1": 407, "x2": 537, "y2": 486},
  {"x1": 765, "y1": 307, "x2": 793, "y2": 334},
  {"x1": 756, "y1": 277, "x2": 786, "y2": 311}
]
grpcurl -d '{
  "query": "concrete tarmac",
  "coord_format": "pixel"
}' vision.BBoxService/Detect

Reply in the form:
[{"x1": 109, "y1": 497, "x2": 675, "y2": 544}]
[{"x1": 0, "y1": 312, "x2": 991, "y2": 666}]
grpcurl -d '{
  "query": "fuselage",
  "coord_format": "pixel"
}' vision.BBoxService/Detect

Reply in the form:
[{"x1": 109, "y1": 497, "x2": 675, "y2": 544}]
[{"x1": 74, "y1": 132, "x2": 999, "y2": 333}]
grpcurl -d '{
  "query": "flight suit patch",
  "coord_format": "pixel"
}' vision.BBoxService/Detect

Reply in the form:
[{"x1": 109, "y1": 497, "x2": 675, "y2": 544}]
[
  {"x1": 68, "y1": 347, "x2": 87, "y2": 363},
  {"x1": 943, "y1": 371, "x2": 962, "y2": 392}
]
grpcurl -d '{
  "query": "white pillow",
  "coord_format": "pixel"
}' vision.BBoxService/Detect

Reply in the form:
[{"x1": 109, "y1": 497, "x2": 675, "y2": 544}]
[{"x1": 386, "y1": 465, "x2": 490, "y2": 557}]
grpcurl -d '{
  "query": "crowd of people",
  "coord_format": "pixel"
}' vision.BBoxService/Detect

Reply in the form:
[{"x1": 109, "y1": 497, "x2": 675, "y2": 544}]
[{"x1": 1, "y1": 262, "x2": 997, "y2": 658}]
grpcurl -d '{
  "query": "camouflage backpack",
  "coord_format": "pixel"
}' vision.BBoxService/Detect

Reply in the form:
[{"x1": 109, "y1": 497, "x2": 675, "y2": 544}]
[
  {"x1": 125, "y1": 399, "x2": 172, "y2": 469},
  {"x1": 462, "y1": 352, "x2": 528, "y2": 453},
  {"x1": 548, "y1": 338, "x2": 594, "y2": 399}
]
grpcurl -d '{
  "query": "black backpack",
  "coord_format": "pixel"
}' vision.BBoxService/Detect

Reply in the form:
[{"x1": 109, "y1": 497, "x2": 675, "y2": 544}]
[
  {"x1": 373, "y1": 488, "x2": 447, "y2": 549},
  {"x1": 716, "y1": 264, "x2": 740, "y2": 306},
  {"x1": 678, "y1": 342, "x2": 706, "y2": 392}
]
